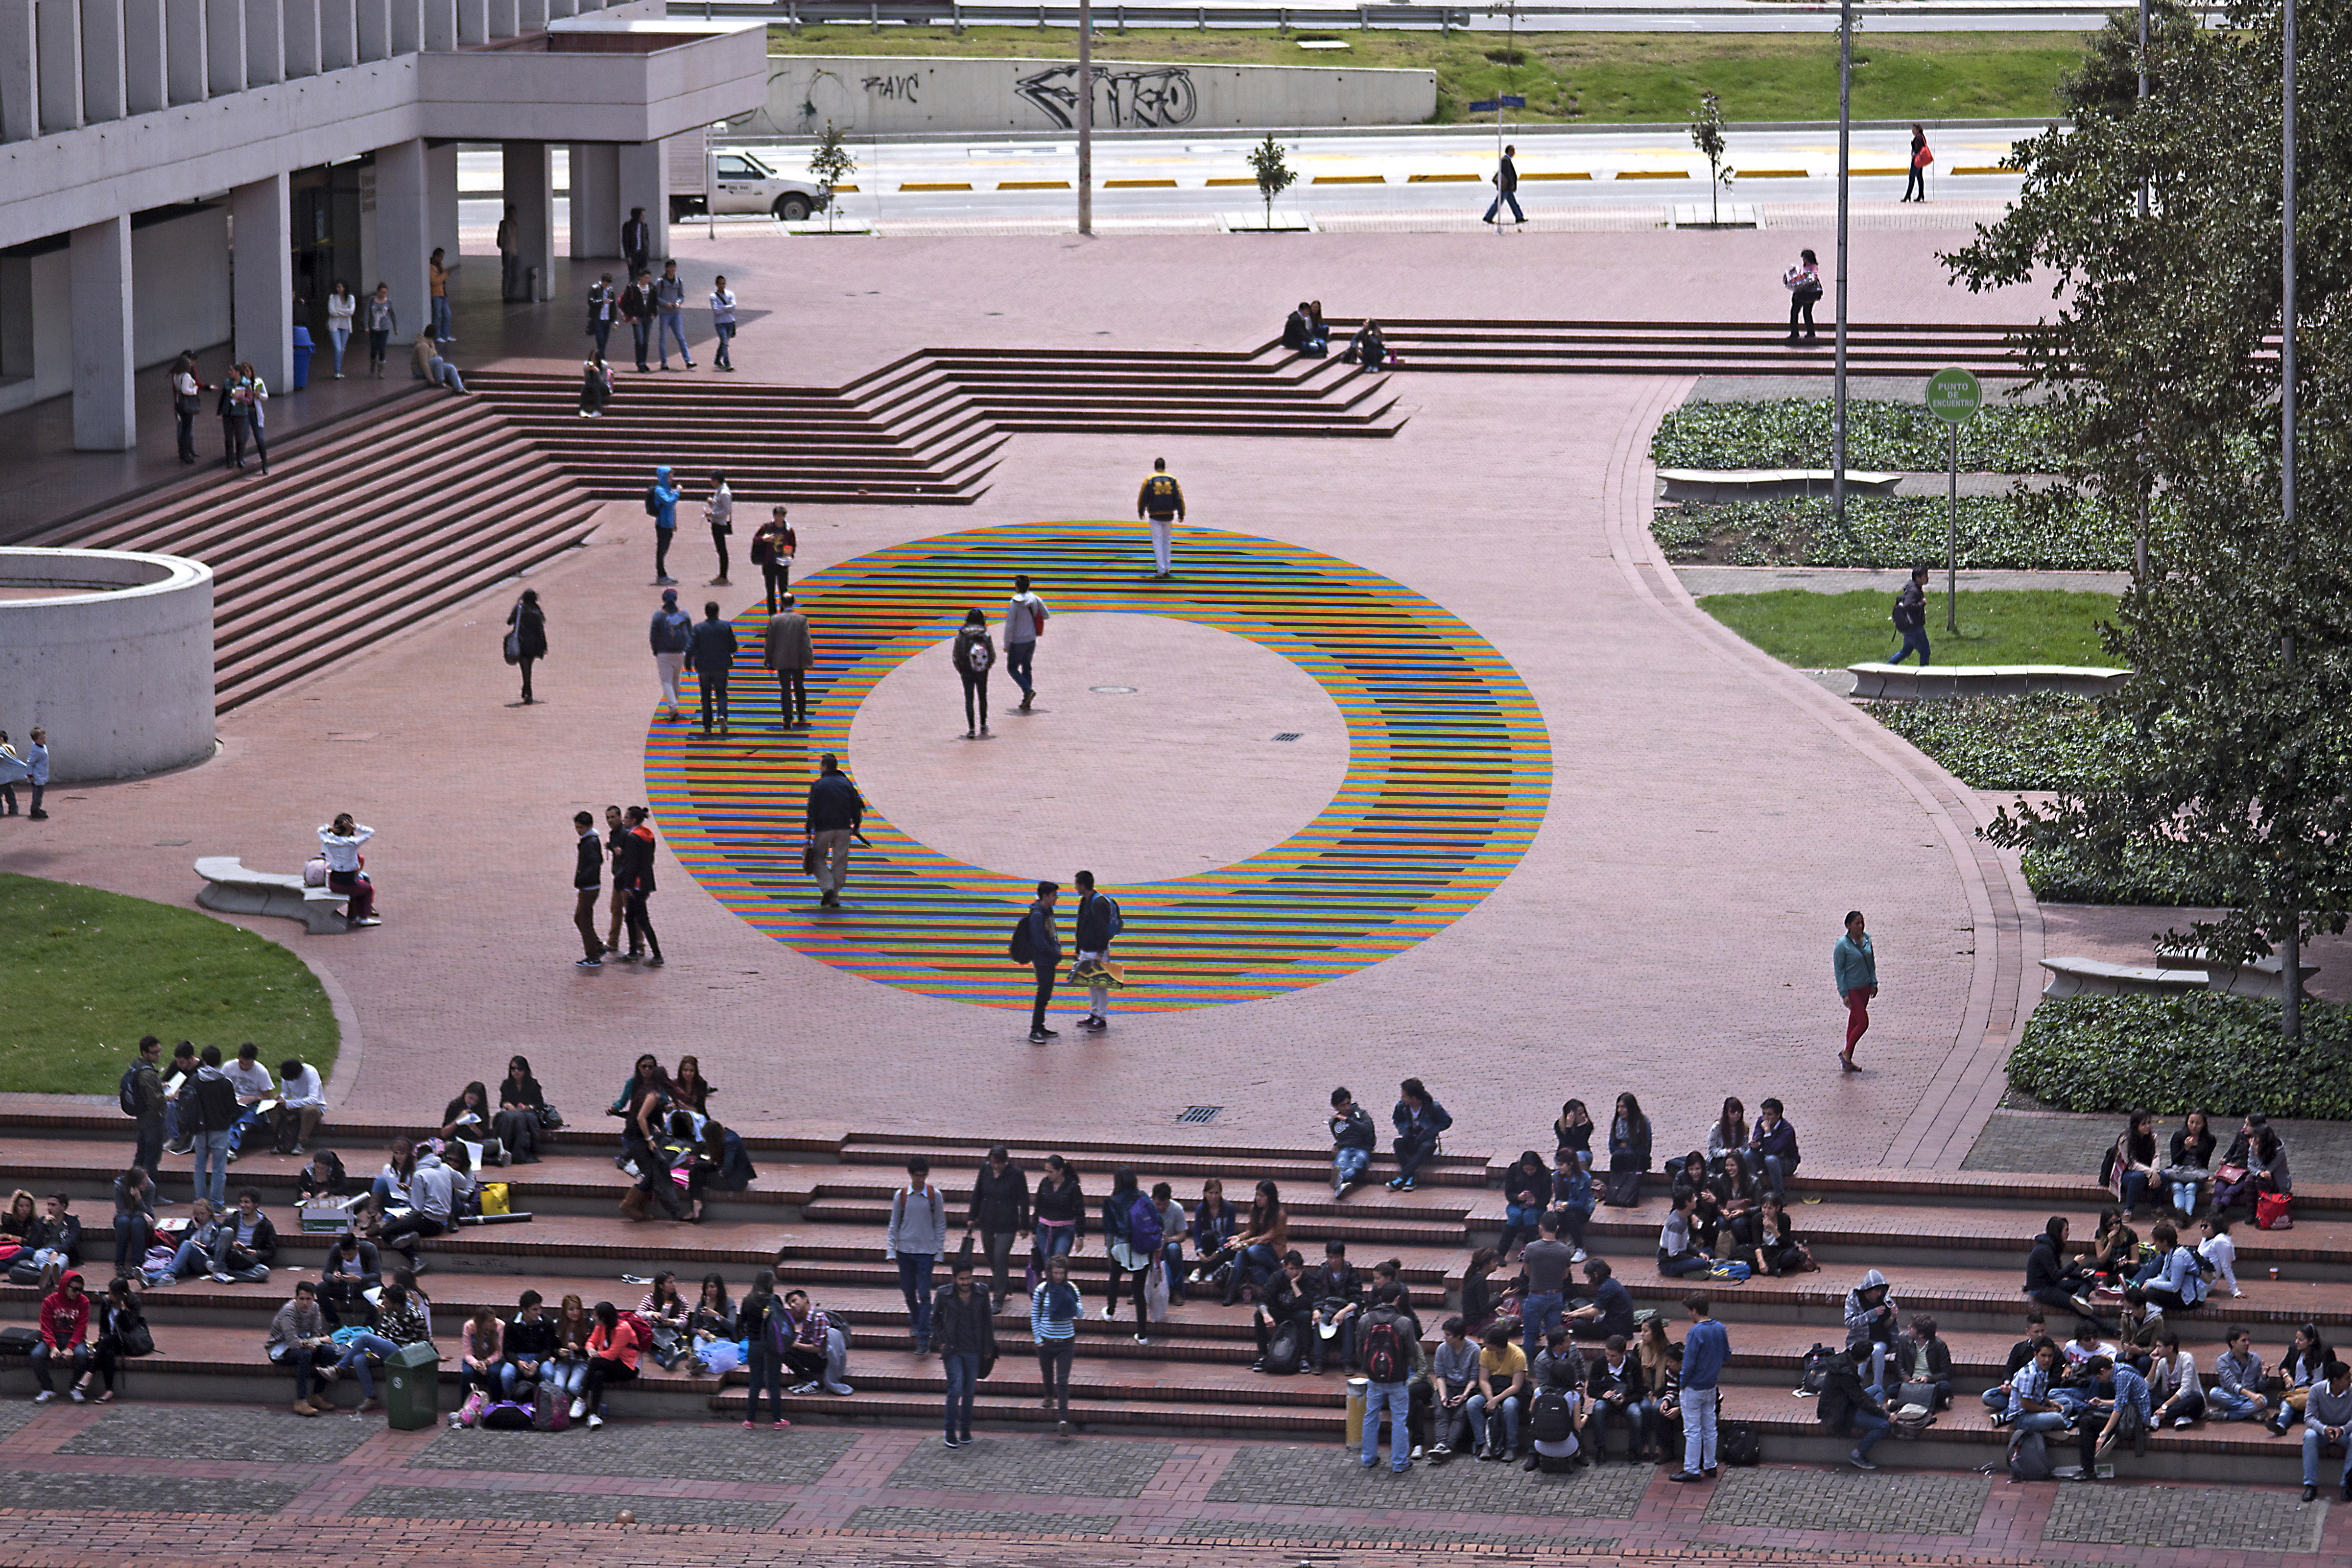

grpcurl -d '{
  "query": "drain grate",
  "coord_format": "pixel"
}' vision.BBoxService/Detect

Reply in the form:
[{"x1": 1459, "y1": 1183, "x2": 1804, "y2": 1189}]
[
  {"x1": 1272, "y1": 732, "x2": 1303, "y2": 742},
  {"x1": 1177, "y1": 1105, "x2": 1224, "y2": 1124}
]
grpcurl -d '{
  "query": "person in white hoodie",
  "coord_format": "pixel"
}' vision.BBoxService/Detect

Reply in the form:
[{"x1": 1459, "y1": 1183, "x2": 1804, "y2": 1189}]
[{"x1": 884, "y1": 1157, "x2": 946, "y2": 1355}]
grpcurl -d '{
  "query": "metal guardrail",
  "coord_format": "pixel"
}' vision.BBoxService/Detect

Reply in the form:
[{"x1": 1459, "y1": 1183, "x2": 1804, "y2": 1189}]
[{"x1": 699, "y1": 0, "x2": 2200, "y2": 23}]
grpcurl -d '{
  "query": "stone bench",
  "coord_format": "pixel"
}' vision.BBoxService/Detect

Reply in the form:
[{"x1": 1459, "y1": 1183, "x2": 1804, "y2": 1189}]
[
  {"x1": 2167, "y1": 954, "x2": 2319, "y2": 1002},
  {"x1": 193, "y1": 856, "x2": 350, "y2": 935},
  {"x1": 1658, "y1": 468, "x2": 1903, "y2": 503},
  {"x1": 1849, "y1": 664, "x2": 2131, "y2": 701},
  {"x1": 2039, "y1": 957, "x2": 2211, "y2": 999}
]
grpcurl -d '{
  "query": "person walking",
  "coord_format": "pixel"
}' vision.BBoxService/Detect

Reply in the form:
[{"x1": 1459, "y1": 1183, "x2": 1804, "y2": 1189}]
[
  {"x1": 1903, "y1": 123, "x2": 1932, "y2": 203},
  {"x1": 1020, "y1": 881, "x2": 1062, "y2": 1045},
  {"x1": 654, "y1": 260, "x2": 693, "y2": 370},
  {"x1": 952, "y1": 609, "x2": 995, "y2": 738},
  {"x1": 1031, "y1": 1252, "x2": 1082, "y2": 1434},
  {"x1": 319, "y1": 813, "x2": 379, "y2": 926},
  {"x1": 1069, "y1": 870, "x2": 1121, "y2": 1034},
  {"x1": 506, "y1": 589, "x2": 546, "y2": 705},
  {"x1": 649, "y1": 588, "x2": 692, "y2": 721},
  {"x1": 428, "y1": 247, "x2": 452, "y2": 343},
  {"x1": 1669, "y1": 1293, "x2": 1728, "y2": 1482},
  {"x1": 617, "y1": 806, "x2": 664, "y2": 967},
  {"x1": 686, "y1": 600, "x2": 738, "y2": 736},
  {"x1": 1005, "y1": 575, "x2": 1048, "y2": 713},
  {"x1": 586, "y1": 273, "x2": 618, "y2": 361},
  {"x1": 704, "y1": 472, "x2": 734, "y2": 586},
  {"x1": 169, "y1": 352, "x2": 204, "y2": 463},
  {"x1": 1136, "y1": 458, "x2": 1184, "y2": 581},
  {"x1": 885, "y1": 1158, "x2": 946, "y2": 1355},
  {"x1": 621, "y1": 270, "x2": 656, "y2": 373},
  {"x1": 363, "y1": 283, "x2": 395, "y2": 378},
  {"x1": 765, "y1": 595, "x2": 815, "y2": 730},
  {"x1": 1833, "y1": 910, "x2": 1877, "y2": 1073},
  {"x1": 647, "y1": 466, "x2": 682, "y2": 585},
  {"x1": 1483, "y1": 144, "x2": 1524, "y2": 226},
  {"x1": 964, "y1": 1145, "x2": 1030, "y2": 1313},
  {"x1": 235, "y1": 362, "x2": 269, "y2": 474},
  {"x1": 621, "y1": 207, "x2": 651, "y2": 285},
  {"x1": 805, "y1": 753, "x2": 865, "y2": 909},
  {"x1": 496, "y1": 204, "x2": 519, "y2": 300},
  {"x1": 709, "y1": 275, "x2": 737, "y2": 371},
  {"x1": 1889, "y1": 564, "x2": 1931, "y2": 665},
  {"x1": 601, "y1": 805, "x2": 630, "y2": 957},
  {"x1": 1783, "y1": 249, "x2": 1822, "y2": 344},
  {"x1": 752, "y1": 507, "x2": 796, "y2": 614},
  {"x1": 933, "y1": 1258, "x2": 997, "y2": 1447},
  {"x1": 570, "y1": 811, "x2": 606, "y2": 969},
  {"x1": 325, "y1": 281, "x2": 356, "y2": 378}
]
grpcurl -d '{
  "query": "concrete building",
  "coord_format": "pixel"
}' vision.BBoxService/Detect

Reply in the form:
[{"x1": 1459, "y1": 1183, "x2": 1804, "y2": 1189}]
[{"x1": 0, "y1": 0, "x2": 764, "y2": 447}]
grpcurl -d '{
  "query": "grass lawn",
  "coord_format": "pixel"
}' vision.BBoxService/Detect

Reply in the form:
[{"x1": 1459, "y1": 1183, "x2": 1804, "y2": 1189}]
[
  {"x1": 0, "y1": 874, "x2": 337, "y2": 1096},
  {"x1": 1698, "y1": 589, "x2": 2120, "y2": 669},
  {"x1": 765, "y1": 28, "x2": 2084, "y2": 124}
]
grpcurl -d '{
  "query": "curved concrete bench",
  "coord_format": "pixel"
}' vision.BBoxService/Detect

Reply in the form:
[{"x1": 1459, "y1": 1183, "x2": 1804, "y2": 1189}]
[
  {"x1": 1850, "y1": 664, "x2": 2130, "y2": 701},
  {"x1": 2169, "y1": 954, "x2": 2318, "y2": 1002},
  {"x1": 2040, "y1": 957, "x2": 2209, "y2": 999},
  {"x1": 1658, "y1": 469, "x2": 1903, "y2": 503},
  {"x1": 193, "y1": 856, "x2": 349, "y2": 935}
]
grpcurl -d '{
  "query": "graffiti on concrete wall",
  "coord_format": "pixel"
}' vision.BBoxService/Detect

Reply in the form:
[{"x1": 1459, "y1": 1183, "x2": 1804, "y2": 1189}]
[
  {"x1": 1014, "y1": 63, "x2": 1198, "y2": 130},
  {"x1": 862, "y1": 72, "x2": 921, "y2": 101}
]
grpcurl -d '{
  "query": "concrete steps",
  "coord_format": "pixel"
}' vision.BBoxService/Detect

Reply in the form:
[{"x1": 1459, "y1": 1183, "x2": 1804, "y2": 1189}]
[{"x1": 1354, "y1": 319, "x2": 2025, "y2": 379}]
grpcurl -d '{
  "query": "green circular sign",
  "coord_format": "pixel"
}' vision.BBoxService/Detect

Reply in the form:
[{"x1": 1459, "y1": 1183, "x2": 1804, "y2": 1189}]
[{"x1": 1925, "y1": 366, "x2": 1983, "y2": 425}]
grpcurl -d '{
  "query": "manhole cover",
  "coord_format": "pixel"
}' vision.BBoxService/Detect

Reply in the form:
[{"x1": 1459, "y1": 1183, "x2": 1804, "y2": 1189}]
[
  {"x1": 1176, "y1": 1105, "x2": 1223, "y2": 1124},
  {"x1": 1090, "y1": 685, "x2": 1137, "y2": 694},
  {"x1": 1272, "y1": 732, "x2": 1303, "y2": 741}
]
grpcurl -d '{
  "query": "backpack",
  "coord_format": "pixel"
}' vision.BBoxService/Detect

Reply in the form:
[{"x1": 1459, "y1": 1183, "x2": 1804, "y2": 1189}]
[
  {"x1": 1529, "y1": 1386, "x2": 1573, "y2": 1443},
  {"x1": 1098, "y1": 895, "x2": 1124, "y2": 939},
  {"x1": 1798, "y1": 1342, "x2": 1836, "y2": 1396},
  {"x1": 1262, "y1": 1318, "x2": 1303, "y2": 1375},
  {"x1": 1718, "y1": 1422, "x2": 1761, "y2": 1467},
  {"x1": 481, "y1": 1398, "x2": 535, "y2": 1429},
  {"x1": 1008, "y1": 916, "x2": 1034, "y2": 965},
  {"x1": 1127, "y1": 1193, "x2": 1164, "y2": 1257},
  {"x1": 533, "y1": 1380, "x2": 572, "y2": 1430},
  {"x1": 2008, "y1": 1430, "x2": 2054, "y2": 1480},
  {"x1": 456, "y1": 1390, "x2": 487, "y2": 1427},
  {"x1": 2257, "y1": 1191, "x2": 2293, "y2": 1230},
  {"x1": 964, "y1": 638, "x2": 994, "y2": 675},
  {"x1": 644, "y1": 485, "x2": 661, "y2": 517},
  {"x1": 119, "y1": 1064, "x2": 143, "y2": 1117},
  {"x1": 1360, "y1": 1311, "x2": 1406, "y2": 1384}
]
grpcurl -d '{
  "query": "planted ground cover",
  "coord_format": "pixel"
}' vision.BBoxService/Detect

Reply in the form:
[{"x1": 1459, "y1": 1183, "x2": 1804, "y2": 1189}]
[
  {"x1": 1651, "y1": 399, "x2": 2060, "y2": 474},
  {"x1": 1863, "y1": 691, "x2": 2114, "y2": 792},
  {"x1": 1654, "y1": 495, "x2": 2129, "y2": 570},
  {"x1": 2010, "y1": 994, "x2": 2352, "y2": 1118}
]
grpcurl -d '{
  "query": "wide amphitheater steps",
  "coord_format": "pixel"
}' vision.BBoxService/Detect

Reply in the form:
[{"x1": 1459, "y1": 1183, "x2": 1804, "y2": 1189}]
[
  {"x1": 27, "y1": 391, "x2": 600, "y2": 713},
  {"x1": 1352, "y1": 319, "x2": 2025, "y2": 379}
]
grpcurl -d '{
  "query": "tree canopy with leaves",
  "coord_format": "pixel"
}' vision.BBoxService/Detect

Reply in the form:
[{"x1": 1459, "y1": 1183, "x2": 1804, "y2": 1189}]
[{"x1": 1946, "y1": 0, "x2": 2352, "y2": 1031}]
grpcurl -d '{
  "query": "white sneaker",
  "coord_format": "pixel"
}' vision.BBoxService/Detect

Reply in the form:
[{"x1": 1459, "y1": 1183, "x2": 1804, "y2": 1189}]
[
  {"x1": 1100, "y1": 1306, "x2": 1117, "y2": 1321},
  {"x1": 69, "y1": 1388, "x2": 84, "y2": 1403},
  {"x1": 32, "y1": 1391, "x2": 52, "y2": 1403},
  {"x1": 587, "y1": 1412, "x2": 603, "y2": 1429},
  {"x1": 569, "y1": 1397, "x2": 587, "y2": 1420},
  {"x1": 1570, "y1": 1248, "x2": 1587, "y2": 1263}
]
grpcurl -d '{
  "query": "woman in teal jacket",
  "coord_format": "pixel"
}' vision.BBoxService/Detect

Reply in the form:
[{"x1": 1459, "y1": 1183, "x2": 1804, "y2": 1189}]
[{"x1": 1833, "y1": 910, "x2": 1877, "y2": 1073}]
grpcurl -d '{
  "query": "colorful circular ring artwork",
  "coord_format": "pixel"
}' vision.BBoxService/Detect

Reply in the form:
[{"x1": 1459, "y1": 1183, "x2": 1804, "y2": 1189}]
[{"x1": 648, "y1": 523, "x2": 1552, "y2": 1012}]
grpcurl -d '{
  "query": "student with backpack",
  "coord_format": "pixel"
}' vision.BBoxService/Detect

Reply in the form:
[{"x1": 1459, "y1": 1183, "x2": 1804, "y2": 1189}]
[
  {"x1": 645, "y1": 465, "x2": 682, "y2": 585},
  {"x1": 120, "y1": 1037, "x2": 167, "y2": 1178},
  {"x1": 1358, "y1": 1282, "x2": 1416, "y2": 1473},
  {"x1": 1069, "y1": 870, "x2": 1122, "y2": 1033},
  {"x1": 885, "y1": 1158, "x2": 947, "y2": 1356},
  {"x1": 1889, "y1": 564, "x2": 1931, "y2": 666},
  {"x1": 1249, "y1": 1251, "x2": 1310, "y2": 1373},
  {"x1": 952, "y1": 609, "x2": 996, "y2": 737},
  {"x1": 2001, "y1": 1339, "x2": 2070, "y2": 1474},
  {"x1": 1012, "y1": 881, "x2": 1062, "y2": 1045},
  {"x1": 1099, "y1": 1167, "x2": 1159, "y2": 1345},
  {"x1": 648, "y1": 588, "x2": 692, "y2": 721}
]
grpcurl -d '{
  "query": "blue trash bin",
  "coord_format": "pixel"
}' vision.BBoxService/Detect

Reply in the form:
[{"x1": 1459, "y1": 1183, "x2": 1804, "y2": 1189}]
[{"x1": 291, "y1": 324, "x2": 314, "y2": 389}]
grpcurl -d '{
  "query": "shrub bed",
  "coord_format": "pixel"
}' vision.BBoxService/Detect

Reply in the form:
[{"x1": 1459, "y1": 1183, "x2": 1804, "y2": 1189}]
[
  {"x1": 1651, "y1": 399, "x2": 2061, "y2": 473},
  {"x1": 2009, "y1": 993, "x2": 2352, "y2": 1118},
  {"x1": 1655, "y1": 495, "x2": 2130, "y2": 571},
  {"x1": 2019, "y1": 841, "x2": 2232, "y2": 907},
  {"x1": 1865, "y1": 692, "x2": 2116, "y2": 792}
]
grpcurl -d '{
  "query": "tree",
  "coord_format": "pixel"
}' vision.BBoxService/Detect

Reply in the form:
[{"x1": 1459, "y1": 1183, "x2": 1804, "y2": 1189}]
[
  {"x1": 806, "y1": 120, "x2": 857, "y2": 233},
  {"x1": 1946, "y1": 0, "x2": 2352, "y2": 1038},
  {"x1": 1247, "y1": 134, "x2": 1296, "y2": 230},
  {"x1": 1688, "y1": 92, "x2": 1732, "y2": 226}
]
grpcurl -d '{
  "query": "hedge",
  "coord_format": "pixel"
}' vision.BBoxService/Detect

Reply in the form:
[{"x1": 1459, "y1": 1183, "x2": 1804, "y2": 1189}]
[
  {"x1": 1653, "y1": 495, "x2": 2131, "y2": 571},
  {"x1": 2009, "y1": 993, "x2": 2352, "y2": 1118},
  {"x1": 2020, "y1": 840, "x2": 2232, "y2": 907},
  {"x1": 1651, "y1": 399, "x2": 2061, "y2": 474},
  {"x1": 1865, "y1": 693, "x2": 2117, "y2": 792}
]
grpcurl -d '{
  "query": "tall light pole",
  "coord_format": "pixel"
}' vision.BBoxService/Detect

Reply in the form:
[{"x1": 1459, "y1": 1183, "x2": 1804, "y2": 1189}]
[
  {"x1": 2279, "y1": 0, "x2": 2300, "y2": 1038},
  {"x1": 1077, "y1": 0, "x2": 1093, "y2": 235},
  {"x1": 2135, "y1": 0, "x2": 2150, "y2": 585},
  {"x1": 1832, "y1": 0, "x2": 1852, "y2": 527}
]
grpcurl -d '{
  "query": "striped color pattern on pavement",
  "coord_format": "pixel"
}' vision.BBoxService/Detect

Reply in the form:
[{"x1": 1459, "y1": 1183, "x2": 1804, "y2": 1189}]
[{"x1": 648, "y1": 522, "x2": 1551, "y2": 1012}]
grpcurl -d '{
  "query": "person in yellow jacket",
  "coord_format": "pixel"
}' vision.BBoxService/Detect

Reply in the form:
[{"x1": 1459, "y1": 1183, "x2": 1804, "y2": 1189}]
[{"x1": 1137, "y1": 457, "x2": 1185, "y2": 581}]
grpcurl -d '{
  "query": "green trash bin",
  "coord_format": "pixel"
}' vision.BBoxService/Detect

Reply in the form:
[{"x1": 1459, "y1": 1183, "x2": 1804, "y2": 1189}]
[{"x1": 384, "y1": 1341, "x2": 444, "y2": 1430}]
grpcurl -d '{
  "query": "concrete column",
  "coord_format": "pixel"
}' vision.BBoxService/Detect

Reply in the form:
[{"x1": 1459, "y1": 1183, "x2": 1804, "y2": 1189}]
[
  {"x1": 1, "y1": 0, "x2": 37, "y2": 142},
  {"x1": 544, "y1": 0, "x2": 572, "y2": 15},
  {"x1": 317, "y1": 0, "x2": 349, "y2": 65},
  {"x1": 231, "y1": 171, "x2": 292, "y2": 389},
  {"x1": 568, "y1": 140, "x2": 616, "y2": 259},
  {"x1": 123, "y1": 0, "x2": 164, "y2": 111},
  {"x1": 616, "y1": 138, "x2": 667, "y2": 261},
  {"x1": 500, "y1": 139, "x2": 551, "y2": 301},
  {"x1": 204, "y1": 0, "x2": 241, "y2": 94},
  {"x1": 515, "y1": 0, "x2": 541, "y2": 27},
  {"x1": 371, "y1": 137, "x2": 428, "y2": 343},
  {"x1": 79, "y1": 0, "x2": 123, "y2": 119},
  {"x1": 68, "y1": 214, "x2": 135, "y2": 451},
  {"x1": 381, "y1": 0, "x2": 410, "y2": 50},
  {"x1": 36, "y1": 0, "x2": 80, "y2": 133},
  {"x1": 350, "y1": 0, "x2": 381, "y2": 56},
  {"x1": 163, "y1": 0, "x2": 202, "y2": 102},
  {"x1": 484, "y1": 0, "x2": 510, "y2": 35},
  {"x1": 453, "y1": 0, "x2": 480, "y2": 43},
  {"x1": 281, "y1": 0, "x2": 315, "y2": 74},
  {"x1": 426, "y1": 138, "x2": 458, "y2": 266},
  {"x1": 241, "y1": 0, "x2": 278, "y2": 83},
  {"x1": 416, "y1": 0, "x2": 448, "y2": 49}
]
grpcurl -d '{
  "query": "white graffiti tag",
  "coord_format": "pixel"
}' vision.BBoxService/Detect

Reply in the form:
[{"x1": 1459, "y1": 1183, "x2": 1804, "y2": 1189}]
[{"x1": 1014, "y1": 63, "x2": 1197, "y2": 129}]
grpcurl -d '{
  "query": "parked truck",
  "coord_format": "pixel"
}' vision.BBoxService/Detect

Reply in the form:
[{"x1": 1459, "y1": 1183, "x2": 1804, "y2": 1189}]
[{"x1": 666, "y1": 139, "x2": 832, "y2": 223}]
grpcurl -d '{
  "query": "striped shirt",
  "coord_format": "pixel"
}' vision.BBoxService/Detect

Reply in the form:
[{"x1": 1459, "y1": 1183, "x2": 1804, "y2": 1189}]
[{"x1": 1030, "y1": 1280, "x2": 1081, "y2": 1342}]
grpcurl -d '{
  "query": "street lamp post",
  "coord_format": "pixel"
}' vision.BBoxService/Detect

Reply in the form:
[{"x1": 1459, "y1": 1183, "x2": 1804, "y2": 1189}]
[
  {"x1": 1832, "y1": 0, "x2": 1852, "y2": 528},
  {"x1": 1078, "y1": 0, "x2": 1093, "y2": 235},
  {"x1": 2280, "y1": 0, "x2": 2301, "y2": 1039}
]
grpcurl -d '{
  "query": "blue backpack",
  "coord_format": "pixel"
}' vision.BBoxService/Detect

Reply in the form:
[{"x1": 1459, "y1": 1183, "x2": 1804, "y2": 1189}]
[{"x1": 1127, "y1": 1193, "x2": 1164, "y2": 1256}]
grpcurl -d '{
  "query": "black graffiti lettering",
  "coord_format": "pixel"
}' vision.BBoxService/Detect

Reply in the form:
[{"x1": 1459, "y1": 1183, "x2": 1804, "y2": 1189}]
[
  {"x1": 861, "y1": 73, "x2": 922, "y2": 101},
  {"x1": 1013, "y1": 63, "x2": 1197, "y2": 130}
]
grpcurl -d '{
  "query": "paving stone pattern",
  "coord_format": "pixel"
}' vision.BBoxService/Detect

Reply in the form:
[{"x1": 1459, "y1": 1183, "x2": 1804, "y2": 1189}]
[
  {"x1": 2042, "y1": 1483, "x2": 2327, "y2": 1551},
  {"x1": 1968, "y1": 1110, "x2": 2352, "y2": 1176},
  {"x1": 1175, "y1": 1519, "x2": 1618, "y2": 1549},
  {"x1": 0, "y1": 1404, "x2": 47, "y2": 1443},
  {"x1": 845, "y1": 1507, "x2": 1125, "y2": 1535},
  {"x1": 885, "y1": 1437, "x2": 1175, "y2": 1497},
  {"x1": 405, "y1": 1425, "x2": 857, "y2": 1483},
  {"x1": 357, "y1": 1485, "x2": 788, "y2": 1528},
  {"x1": 58, "y1": 1405, "x2": 374, "y2": 1465},
  {"x1": 1703, "y1": 1467, "x2": 1991, "y2": 1535},
  {"x1": 0, "y1": 1470, "x2": 302, "y2": 1515},
  {"x1": 1204, "y1": 1446, "x2": 1653, "y2": 1518}
]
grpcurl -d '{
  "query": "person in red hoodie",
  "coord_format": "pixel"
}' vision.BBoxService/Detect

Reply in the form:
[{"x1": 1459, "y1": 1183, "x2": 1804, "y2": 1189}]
[{"x1": 32, "y1": 1270, "x2": 90, "y2": 1402}]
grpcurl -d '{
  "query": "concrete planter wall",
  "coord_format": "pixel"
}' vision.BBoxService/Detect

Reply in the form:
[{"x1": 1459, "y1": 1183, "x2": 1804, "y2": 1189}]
[{"x1": 0, "y1": 548, "x2": 215, "y2": 783}]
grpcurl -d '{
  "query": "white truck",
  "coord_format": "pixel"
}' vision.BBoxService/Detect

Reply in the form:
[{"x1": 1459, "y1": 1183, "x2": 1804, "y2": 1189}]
[{"x1": 666, "y1": 140, "x2": 832, "y2": 223}]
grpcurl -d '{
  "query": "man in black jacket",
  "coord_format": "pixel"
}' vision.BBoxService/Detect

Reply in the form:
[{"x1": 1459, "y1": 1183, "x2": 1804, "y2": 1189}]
[
  {"x1": 317, "y1": 1233, "x2": 381, "y2": 1329},
  {"x1": 1819, "y1": 1340, "x2": 1894, "y2": 1470},
  {"x1": 963, "y1": 1146, "x2": 1030, "y2": 1313},
  {"x1": 1483, "y1": 144, "x2": 1523, "y2": 225},
  {"x1": 1305, "y1": 1239, "x2": 1364, "y2": 1374},
  {"x1": 685, "y1": 601, "x2": 739, "y2": 735},
  {"x1": 804, "y1": 753, "x2": 865, "y2": 909},
  {"x1": 1251, "y1": 1251, "x2": 1312, "y2": 1371},
  {"x1": 26, "y1": 1195, "x2": 82, "y2": 1272},
  {"x1": 504, "y1": 1290, "x2": 560, "y2": 1398},
  {"x1": 619, "y1": 268, "x2": 655, "y2": 372},
  {"x1": 1069, "y1": 869, "x2": 1120, "y2": 1034},
  {"x1": 621, "y1": 208, "x2": 651, "y2": 290},
  {"x1": 931, "y1": 1262, "x2": 998, "y2": 1446},
  {"x1": 1890, "y1": 564, "x2": 1931, "y2": 666},
  {"x1": 617, "y1": 807, "x2": 664, "y2": 966},
  {"x1": 572, "y1": 811, "x2": 607, "y2": 968},
  {"x1": 1021, "y1": 882, "x2": 1061, "y2": 1045}
]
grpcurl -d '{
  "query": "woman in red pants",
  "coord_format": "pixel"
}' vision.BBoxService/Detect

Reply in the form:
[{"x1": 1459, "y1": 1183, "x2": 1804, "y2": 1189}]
[{"x1": 1832, "y1": 910, "x2": 1877, "y2": 1072}]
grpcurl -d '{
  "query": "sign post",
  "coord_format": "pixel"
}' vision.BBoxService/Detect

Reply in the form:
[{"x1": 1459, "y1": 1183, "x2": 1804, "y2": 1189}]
[{"x1": 1924, "y1": 366, "x2": 1983, "y2": 633}]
